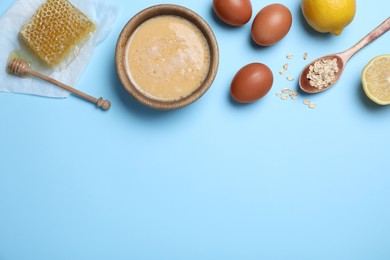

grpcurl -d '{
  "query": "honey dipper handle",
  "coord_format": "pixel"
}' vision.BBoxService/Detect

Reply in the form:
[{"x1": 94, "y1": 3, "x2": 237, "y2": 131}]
[
  {"x1": 340, "y1": 17, "x2": 390, "y2": 61},
  {"x1": 27, "y1": 69, "x2": 111, "y2": 111}
]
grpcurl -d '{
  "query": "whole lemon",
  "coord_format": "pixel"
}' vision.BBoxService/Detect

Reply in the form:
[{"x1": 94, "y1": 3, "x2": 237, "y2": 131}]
[{"x1": 301, "y1": 0, "x2": 356, "y2": 35}]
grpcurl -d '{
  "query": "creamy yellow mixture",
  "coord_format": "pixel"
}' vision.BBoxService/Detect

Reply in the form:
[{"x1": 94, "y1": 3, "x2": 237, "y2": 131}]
[{"x1": 125, "y1": 15, "x2": 210, "y2": 101}]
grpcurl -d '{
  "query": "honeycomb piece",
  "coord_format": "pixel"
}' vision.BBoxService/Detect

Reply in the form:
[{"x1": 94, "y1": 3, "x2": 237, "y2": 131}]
[{"x1": 19, "y1": 0, "x2": 96, "y2": 66}]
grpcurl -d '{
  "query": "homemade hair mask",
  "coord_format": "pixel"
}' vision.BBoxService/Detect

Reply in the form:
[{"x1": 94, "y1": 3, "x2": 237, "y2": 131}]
[{"x1": 125, "y1": 15, "x2": 211, "y2": 102}]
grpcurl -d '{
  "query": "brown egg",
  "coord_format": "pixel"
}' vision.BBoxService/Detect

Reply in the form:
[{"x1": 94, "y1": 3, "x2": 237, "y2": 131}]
[
  {"x1": 251, "y1": 4, "x2": 292, "y2": 46},
  {"x1": 213, "y1": 0, "x2": 252, "y2": 26},
  {"x1": 230, "y1": 63, "x2": 274, "y2": 103}
]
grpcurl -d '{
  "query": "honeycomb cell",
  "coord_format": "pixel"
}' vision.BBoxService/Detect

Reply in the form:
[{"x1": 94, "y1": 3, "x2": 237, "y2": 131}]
[{"x1": 19, "y1": 0, "x2": 96, "y2": 66}]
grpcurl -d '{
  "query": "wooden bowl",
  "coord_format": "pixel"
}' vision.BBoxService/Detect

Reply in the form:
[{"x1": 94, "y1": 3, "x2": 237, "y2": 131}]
[{"x1": 115, "y1": 4, "x2": 219, "y2": 110}]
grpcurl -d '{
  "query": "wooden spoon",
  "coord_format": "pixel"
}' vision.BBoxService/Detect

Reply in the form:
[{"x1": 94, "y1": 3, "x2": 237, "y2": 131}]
[
  {"x1": 7, "y1": 58, "x2": 111, "y2": 110},
  {"x1": 299, "y1": 17, "x2": 390, "y2": 94}
]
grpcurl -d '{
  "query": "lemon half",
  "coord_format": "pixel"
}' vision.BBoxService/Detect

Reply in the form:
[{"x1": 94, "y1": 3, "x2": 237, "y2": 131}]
[{"x1": 362, "y1": 55, "x2": 390, "y2": 105}]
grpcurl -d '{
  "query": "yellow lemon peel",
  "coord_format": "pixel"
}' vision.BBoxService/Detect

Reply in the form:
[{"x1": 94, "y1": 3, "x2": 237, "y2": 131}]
[{"x1": 301, "y1": 0, "x2": 356, "y2": 35}]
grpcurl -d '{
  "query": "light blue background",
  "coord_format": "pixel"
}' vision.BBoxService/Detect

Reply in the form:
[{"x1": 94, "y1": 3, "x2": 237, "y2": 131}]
[{"x1": 1, "y1": 0, "x2": 389, "y2": 259}]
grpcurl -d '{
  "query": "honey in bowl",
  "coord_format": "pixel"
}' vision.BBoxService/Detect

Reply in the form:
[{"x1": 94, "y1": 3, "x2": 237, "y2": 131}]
[{"x1": 125, "y1": 15, "x2": 211, "y2": 102}]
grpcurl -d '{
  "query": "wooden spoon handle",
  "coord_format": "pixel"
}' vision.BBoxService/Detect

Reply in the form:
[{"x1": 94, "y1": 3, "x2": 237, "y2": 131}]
[{"x1": 340, "y1": 17, "x2": 390, "y2": 61}]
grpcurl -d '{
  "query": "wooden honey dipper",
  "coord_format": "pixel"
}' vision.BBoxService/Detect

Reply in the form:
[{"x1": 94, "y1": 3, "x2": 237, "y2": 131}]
[{"x1": 7, "y1": 58, "x2": 111, "y2": 111}]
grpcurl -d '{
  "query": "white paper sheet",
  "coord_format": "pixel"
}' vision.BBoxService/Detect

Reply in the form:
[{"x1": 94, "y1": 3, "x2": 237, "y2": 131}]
[{"x1": 0, "y1": 0, "x2": 118, "y2": 98}]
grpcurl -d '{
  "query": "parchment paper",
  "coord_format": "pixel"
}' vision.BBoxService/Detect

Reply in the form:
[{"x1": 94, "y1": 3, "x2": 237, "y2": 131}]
[{"x1": 0, "y1": 0, "x2": 118, "y2": 97}]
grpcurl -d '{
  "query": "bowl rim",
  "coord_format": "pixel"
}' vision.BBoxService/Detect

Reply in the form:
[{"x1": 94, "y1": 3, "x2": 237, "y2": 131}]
[{"x1": 115, "y1": 4, "x2": 219, "y2": 110}]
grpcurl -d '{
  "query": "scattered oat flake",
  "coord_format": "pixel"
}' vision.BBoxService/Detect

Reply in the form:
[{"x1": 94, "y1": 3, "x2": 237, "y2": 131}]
[
  {"x1": 276, "y1": 92, "x2": 282, "y2": 97},
  {"x1": 287, "y1": 76, "x2": 294, "y2": 81},
  {"x1": 303, "y1": 52, "x2": 308, "y2": 60},
  {"x1": 281, "y1": 95, "x2": 288, "y2": 100},
  {"x1": 286, "y1": 54, "x2": 294, "y2": 59},
  {"x1": 283, "y1": 63, "x2": 289, "y2": 70},
  {"x1": 282, "y1": 88, "x2": 289, "y2": 93},
  {"x1": 303, "y1": 99, "x2": 310, "y2": 105},
  {"x1": 279, "y1": 69, "x2": 285, "y2": 75},
  {"x1": 308, "y1": 103, "x2": 317, "y2": 109},
  {"x1": 289, "y1": 90, "x2": 298, "y2": 99}
]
